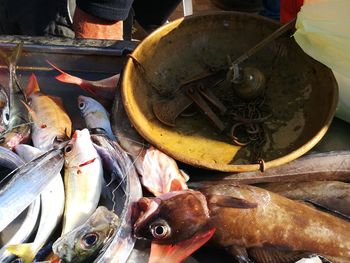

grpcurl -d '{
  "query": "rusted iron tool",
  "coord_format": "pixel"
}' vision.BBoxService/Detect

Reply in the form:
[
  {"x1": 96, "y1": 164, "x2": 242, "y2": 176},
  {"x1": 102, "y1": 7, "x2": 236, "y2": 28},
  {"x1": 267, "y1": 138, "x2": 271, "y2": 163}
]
[{"x1": 152, "y1": 71, "x2": 226, "y2": 131}]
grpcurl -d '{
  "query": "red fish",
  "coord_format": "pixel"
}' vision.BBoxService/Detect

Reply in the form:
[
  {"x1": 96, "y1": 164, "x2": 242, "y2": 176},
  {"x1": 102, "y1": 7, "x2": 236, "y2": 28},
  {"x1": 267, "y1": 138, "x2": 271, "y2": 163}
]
[{"x1": 48, "y1": 61, "x2": 119, "y2": 108}]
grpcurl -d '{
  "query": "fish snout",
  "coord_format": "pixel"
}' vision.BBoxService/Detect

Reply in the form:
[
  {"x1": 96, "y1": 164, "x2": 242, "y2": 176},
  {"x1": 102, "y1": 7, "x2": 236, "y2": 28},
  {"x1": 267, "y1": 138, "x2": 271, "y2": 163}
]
[
  {"x1": 53, "y1": 242, "x2": 73, "y2": 262},
  {"x1": 133, "y1": 197, "x2": 161, "y2": 240}
]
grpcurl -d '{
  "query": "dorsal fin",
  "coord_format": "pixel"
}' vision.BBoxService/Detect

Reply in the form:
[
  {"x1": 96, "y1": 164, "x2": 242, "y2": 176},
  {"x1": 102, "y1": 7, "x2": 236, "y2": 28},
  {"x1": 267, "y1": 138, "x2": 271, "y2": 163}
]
[
  {"x1": 25, "y1": 73, "x2": 40, "y2": 97},
  {"x1": 207, "y1": 195, "x2": 257, "y2": 209},
  {"x1": 304, "y1": 200, "x2": 350, "y2": 222}
]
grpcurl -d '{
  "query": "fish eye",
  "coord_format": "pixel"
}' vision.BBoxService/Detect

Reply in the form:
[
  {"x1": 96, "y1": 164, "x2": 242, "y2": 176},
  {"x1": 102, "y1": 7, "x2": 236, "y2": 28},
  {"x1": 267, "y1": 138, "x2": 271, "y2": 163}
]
[
  {"x1": 79, "y1": 102, "x2": 85, "y2": 110},
  {"x1": 3, "y1": 108, "x2": 9, "y2": 125},
  {"x1": 81, "y1": 232, "x2": 99, "y2": 248},
  {"x1": 150, "y1": 221, "x2": 171, "y2": 239},
  {"x1": 64, "y1": 144, "x2": 73, "y2": 153}
]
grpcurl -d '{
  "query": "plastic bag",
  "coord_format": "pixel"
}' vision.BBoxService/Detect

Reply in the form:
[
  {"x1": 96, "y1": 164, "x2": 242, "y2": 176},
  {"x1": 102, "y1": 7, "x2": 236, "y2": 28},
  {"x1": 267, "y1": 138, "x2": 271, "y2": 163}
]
[{"x1": 294, "y1": 0, "x2": 350, "y2": 123}]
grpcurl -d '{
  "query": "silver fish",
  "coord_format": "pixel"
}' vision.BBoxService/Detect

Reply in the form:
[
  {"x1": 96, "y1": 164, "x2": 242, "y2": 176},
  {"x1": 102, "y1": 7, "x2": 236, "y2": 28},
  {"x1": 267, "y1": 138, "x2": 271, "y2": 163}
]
[
  {"x1": 0, "y1": 196, "x2": 40, "y2": 263},
  {"x1": 53, "y1": 206, "x2": 119, "y2": 263},
  {"x1": 62, "y1": 129, "x2": 103, "y2": 235},
  {"x1": 0, "y1": 145, "x2": 64, "y2": 232},
  {"x1": 0, "y1": 146, "x2": 40, "y2": 263},
  {"x1": 7, "y1": 144, "x2": 65, "y2": 263},
  {"x1": 90, "y1": 134, "x2": 142, "y2": 263},
  {"x1": 0, "y1": 43, "x2": 31, "y2": 150},
  {"x1": 78, "y1": 95, "x2": 116, "y2": 140}
]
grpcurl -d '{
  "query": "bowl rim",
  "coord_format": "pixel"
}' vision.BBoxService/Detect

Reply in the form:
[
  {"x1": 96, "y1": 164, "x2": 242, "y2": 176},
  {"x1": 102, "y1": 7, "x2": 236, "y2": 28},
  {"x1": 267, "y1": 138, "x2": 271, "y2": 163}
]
[{"x1": 121, "y1": 11, "x2": 339, "y2": 172}]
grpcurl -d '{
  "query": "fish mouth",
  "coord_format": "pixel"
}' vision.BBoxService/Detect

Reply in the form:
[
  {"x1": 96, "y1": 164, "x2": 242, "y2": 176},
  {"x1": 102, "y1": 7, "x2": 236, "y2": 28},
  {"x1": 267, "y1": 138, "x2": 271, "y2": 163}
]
[
  {"x1": 133, "y1": 197, "x2": 161, "y2": 239},
  {"x1": 53, "y1": 134, "x2": 70, "y2": 148}
]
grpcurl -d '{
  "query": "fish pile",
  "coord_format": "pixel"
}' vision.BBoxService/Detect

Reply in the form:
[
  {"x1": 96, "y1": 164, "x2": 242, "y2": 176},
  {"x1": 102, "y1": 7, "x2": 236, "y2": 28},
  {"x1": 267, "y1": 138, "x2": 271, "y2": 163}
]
[
  {"x1": 0, "y1": 44, "x2": 142, "y2": 263},
  {"x1": 0, "y1": 43, "x2": 350, "y2": 263}
]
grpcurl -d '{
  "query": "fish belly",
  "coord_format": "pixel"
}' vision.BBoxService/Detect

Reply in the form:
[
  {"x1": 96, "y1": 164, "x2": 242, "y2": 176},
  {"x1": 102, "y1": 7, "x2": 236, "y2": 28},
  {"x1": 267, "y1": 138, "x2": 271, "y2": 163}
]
[{"x1": 62, "y1": 160, "x2": 103, "y2": 234}]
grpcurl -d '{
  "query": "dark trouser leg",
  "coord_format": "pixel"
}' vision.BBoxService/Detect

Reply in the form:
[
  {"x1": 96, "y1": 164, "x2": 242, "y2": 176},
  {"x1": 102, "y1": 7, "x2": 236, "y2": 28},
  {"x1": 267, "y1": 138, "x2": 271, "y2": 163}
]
[
  {"x1": 132, "y1": 0, "x2": 182, "y2": 31},
  {"x1": 260, "y1": 0, "x2": 280, "y2": 20},
  {"x1": 0, "y1": 0, "x2": 74, "y2": 37}
]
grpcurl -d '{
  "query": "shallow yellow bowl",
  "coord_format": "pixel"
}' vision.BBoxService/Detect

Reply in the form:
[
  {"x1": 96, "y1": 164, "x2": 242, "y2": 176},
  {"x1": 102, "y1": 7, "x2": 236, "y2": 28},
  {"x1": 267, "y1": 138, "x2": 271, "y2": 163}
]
[{"x1": 121, "y1": 12, "x2": 338, "y2": 172}]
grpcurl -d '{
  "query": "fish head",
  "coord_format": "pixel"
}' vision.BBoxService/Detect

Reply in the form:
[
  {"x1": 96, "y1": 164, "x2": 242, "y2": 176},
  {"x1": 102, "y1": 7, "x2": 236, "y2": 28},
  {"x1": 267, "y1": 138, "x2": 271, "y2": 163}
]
[
  {"x1": 134, "y1": 190, "x2": 211, "y2": 244},
  {"x1": 77, "y1": 95, "x2": 92, "y2": 117},
  {"x1": 64, "y1": 129, "x2": 96, "y2": 167},
  {"x1": 53, "y1": 206, "x2": 119, "y2": 263},
  {"x1": 78, "y1": 95, "x2": 105, "y2": 119}
]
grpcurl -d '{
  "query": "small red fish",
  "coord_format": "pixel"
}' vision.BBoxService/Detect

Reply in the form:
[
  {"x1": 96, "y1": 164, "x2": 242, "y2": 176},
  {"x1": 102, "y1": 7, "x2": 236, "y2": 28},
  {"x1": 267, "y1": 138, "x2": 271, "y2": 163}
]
[{"x1": 48, "y1": 61, "x2": 119, "y2": 108}]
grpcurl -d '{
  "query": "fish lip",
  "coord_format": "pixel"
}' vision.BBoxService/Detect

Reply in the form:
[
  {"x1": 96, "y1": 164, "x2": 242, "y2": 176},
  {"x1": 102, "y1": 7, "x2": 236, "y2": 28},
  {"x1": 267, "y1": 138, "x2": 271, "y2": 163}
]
[{"x1": 133, "y1": 197, "x2": 161, "y2": 238}]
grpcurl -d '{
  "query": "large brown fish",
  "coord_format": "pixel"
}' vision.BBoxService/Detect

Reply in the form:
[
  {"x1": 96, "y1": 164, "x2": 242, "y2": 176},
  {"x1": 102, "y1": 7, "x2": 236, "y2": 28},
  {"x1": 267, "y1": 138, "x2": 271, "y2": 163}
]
[{"x1": 134, "y1": 185, "x2": 350, "y2": 262}]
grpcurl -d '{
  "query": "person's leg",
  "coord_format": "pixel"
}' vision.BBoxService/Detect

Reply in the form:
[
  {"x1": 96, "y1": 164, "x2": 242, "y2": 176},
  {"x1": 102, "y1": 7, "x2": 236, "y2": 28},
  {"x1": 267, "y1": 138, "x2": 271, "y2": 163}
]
[
  {"x1": 0, "y1": 0, "x2": 74, "y2": 37},
  {"x1": 132, "y1": 0, "x2": 182, "y2": 32},
  {"x1": 260, "y1": 0, "x2": 280, "y2": 21}
]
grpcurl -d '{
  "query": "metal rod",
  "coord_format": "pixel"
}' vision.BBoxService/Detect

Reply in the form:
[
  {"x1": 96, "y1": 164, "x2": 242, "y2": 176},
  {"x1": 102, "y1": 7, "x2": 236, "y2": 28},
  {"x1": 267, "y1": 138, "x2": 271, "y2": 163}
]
[{"x1": 231, "y1": 18, "x2": 296, "y2": 66}]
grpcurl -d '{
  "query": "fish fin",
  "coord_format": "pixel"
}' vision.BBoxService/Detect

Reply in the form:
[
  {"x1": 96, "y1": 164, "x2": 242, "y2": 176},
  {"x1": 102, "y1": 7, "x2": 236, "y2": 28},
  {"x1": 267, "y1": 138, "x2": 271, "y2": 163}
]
[
  {"x1": 20, "y1": 99, "x2": 41, "y2": 126},
  {"x1": 247, "y1": 247, "x2": 314, "y2": 263},
  {"x1": 25, "y1": 73, "x2": 40, "y2": 97},
  {"x1": 9, "y1": 43, "x2": 23, "y2": 65},
  {"x1": 304, "y1": 200, "x2": 350, "y2": 221},
  {"x1": 0, "y1": 42, "x2": 23, "y2": 66},
  {"x1": 7, "y1": 243, "x2": 36, "y2": 263},
  {"x1": 226, "y1": 246, "x2": 253, "y2": 263},
  {"x1": 207, "y1": 195, "x2": 257, "y2": 209},
  {"x1": 141, "y1": 147, "x2": 188, "y2": 196},
  {"x1": 148, "y1": 228, "x2": 216, "y2": 263},
  {"x1": 47, "y1": 60, "x2": 97, "y2": 96}
]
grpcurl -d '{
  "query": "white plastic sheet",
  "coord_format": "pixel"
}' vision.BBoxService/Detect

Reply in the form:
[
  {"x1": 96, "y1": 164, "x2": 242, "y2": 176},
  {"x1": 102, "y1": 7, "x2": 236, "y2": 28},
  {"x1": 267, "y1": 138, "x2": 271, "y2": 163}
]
[{"x1": 294, "y1": 0, "x2": 350, "y2": 122}]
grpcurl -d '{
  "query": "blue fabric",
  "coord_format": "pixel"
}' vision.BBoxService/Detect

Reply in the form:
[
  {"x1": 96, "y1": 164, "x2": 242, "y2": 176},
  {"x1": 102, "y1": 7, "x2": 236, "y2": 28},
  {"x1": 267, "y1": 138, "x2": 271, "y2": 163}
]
[{"x1": 260, "y1": 0, "x2": 280, "y2": 21}]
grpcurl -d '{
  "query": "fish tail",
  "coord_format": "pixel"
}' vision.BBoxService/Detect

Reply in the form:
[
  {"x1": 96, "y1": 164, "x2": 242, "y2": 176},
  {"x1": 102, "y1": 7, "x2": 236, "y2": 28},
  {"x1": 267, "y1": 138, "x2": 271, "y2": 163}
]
[
  {"x1": 0, "y1": 42, "x2": 23, "y2": 66},
  {"x1": 6, "y1": 243, "x2": 37, "y2": 263},
  {"x1": 9, "y1": 43, "x2": 23, "y2": 66},
  {"x1": 47, "y1": 60, "x2": 97, "y2": 96}
]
